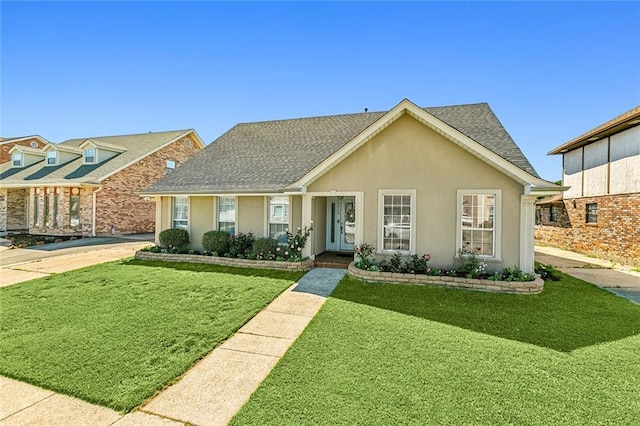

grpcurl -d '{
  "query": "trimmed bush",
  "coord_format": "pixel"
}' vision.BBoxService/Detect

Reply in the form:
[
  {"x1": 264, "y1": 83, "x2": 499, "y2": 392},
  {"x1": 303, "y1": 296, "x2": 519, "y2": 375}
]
[
  {"x1": 159, "y1": 228, "x2": 190, "y2": 250},
  {"x1": 253, "y1": 237, "x2": 278, "y2": 255},
  {"x1": 202, "y1": 230, "x2": 231, "y2": 254},
  {"x1": 229, "y1": 232, "x2": 255, "y2": 258}
]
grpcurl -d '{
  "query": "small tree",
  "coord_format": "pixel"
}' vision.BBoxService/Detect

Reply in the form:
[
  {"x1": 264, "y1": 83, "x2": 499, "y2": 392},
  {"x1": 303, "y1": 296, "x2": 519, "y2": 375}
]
[{"x1": 159, "y1": 228, "x2": 190, "y2": 250}]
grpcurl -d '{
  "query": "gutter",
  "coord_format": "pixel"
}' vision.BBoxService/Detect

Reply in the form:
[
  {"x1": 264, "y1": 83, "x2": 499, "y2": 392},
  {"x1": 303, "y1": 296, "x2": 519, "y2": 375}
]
[{"x1": 92, "y1": 186, "x2": 103, "y2": 237}]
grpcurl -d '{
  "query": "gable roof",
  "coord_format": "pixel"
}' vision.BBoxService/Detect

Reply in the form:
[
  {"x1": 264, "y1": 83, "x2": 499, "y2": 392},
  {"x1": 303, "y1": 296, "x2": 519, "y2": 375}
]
[
  {"x1": 143, "y1": 100, "x2": 543, "y2": 195},
  {"x1": 0, "y1": 135, "x2": 50, "y2": 146},
  {"x1": 0, "y1": 129, "x2": 202, "y2": 187},
  {"x1": 548, "y1": 105, "x2": 640, "y2": 155}
]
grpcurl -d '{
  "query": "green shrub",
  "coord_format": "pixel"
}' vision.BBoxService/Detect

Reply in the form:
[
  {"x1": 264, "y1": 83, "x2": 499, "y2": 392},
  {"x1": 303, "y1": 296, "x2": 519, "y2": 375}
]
[
  {"x1": 202, "y1": 230, "x2": 231, "y2": 254},
  {"x1": 159, "y1": 228, "x2": 190, "y2": 250},
  {"x1": 253, "y1": 238, "x2": 278, "y2": 256},
  {"x1": 229, "y1": 232, "x2": 255, "y2": 258}
]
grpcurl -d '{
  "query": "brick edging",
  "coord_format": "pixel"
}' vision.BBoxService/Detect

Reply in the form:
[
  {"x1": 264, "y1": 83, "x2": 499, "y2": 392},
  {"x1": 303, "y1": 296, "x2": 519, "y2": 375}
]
[
  {"x1": 134, "y1": 251, "x2": 314, "y2": 271},
  {"x1": 347, "y1": 262, "x2": 544, "y2": 294}
]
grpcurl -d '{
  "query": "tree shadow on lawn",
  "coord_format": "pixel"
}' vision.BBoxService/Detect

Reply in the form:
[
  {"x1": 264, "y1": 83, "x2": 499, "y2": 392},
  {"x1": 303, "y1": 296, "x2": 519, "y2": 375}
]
[
  {"x1": 330, "y1": 273, "x2": 640, "y2": 353},
  {"x1": 123, "y1": 259, "x2": 307, "y2": 282}
]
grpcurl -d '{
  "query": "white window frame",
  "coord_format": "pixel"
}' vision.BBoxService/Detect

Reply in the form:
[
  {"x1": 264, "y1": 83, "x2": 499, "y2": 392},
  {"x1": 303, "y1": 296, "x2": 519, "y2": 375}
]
[
  {"x1": 172, "y1": 196, "x2": 189, "y2": 230},
  {"x1": 46, "y1": 151, "x2": 58, "y2": 166},
  {"x1": 83, "y1": 148, "x2": 97, "y2": 164},
  {"x1": 217, "y1": 196, "x2": 236, "y2": 235},
  {"x1": 377, "y1": 189, "x2": 417, "y2": 254},
  {"x1": 12, "y1": 153, "x2": 23, "y2": 167},
  {"x1": 166, "y1": 159, "x2": 176, "y2": 173},
  {"x1": 456, "y1": 189, "x2": 502, "y2": 260},
  {"x1": 267, "y1": 196, "x2": 290, "y2": 245}
]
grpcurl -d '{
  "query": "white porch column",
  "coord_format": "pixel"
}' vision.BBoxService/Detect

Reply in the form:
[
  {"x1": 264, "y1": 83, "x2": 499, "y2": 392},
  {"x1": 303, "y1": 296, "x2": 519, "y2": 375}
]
[
  {"x1": 301, "y1": 194, "x2": 314, "y2": 260},
  {"x1": 519, "y1": 195, "x2": 537, "y2": 273},
  {"x1": 154, "y1": 197, "x2": 162, "y2": 245}
]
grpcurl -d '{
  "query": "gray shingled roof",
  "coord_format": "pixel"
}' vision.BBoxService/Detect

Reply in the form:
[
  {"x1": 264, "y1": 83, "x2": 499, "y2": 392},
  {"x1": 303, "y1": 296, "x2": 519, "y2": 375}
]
[
  {"x1": 0, "y1": 130, "x2": 193, "y2": 185},
  {"x1": 143, "y1": 103, "x2": 539, "y2": 194}
]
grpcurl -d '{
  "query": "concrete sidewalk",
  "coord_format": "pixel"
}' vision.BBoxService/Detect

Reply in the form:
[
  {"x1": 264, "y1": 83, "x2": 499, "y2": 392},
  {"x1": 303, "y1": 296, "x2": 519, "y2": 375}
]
[
  {"x1": 535, "y1": 245, "x2": 640, "y2": 304},
  {"x1": 1, "y1": 268, "x2": 346, "y2": 425}
]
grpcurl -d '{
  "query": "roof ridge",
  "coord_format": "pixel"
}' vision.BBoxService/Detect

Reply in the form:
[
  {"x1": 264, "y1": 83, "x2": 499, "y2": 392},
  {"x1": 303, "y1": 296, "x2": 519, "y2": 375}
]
[
  {"x1": 61, "y1": 128, "x2": 193, "y2": 143},
  {"x1": 233, "y1": 102, "x2": 490, "y2": 126}
]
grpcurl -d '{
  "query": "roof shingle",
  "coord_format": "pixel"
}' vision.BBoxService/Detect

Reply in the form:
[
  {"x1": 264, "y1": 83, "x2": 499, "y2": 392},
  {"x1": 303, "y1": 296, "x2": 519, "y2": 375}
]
[{"x1": 144, "y1": 103, "x2": 539, "y2": 194}]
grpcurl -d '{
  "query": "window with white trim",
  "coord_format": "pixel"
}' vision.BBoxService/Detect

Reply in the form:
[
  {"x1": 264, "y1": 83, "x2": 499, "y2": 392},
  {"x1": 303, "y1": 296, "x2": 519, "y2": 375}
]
[
  {"x1": 460, "y1": 192, "x2": 496, "y2": 257},
  {"x1": 218, "y1": 196, "x2": 235, "y2": 234},
  {"x1": 166, "y1": 159, "x2": 176, "y2": 173},
  {"x1": 84, "y1": 148, "x2": 96, "y2": 164},
  {"x1": 12, "y1": 153, "x2": 22, "y2": 167},
  {"x1": 172, "y1": 196, "x2": 188, "y2": 230},
  {"x1": 268, "y1": 196, "x2": 289, "y2": 245},
  {"x1": 46, "y1": 151, "x2": 57, "y2": 165},
  {"x1": 379, "y1": 191, "x2": 415, "y2": 252}
]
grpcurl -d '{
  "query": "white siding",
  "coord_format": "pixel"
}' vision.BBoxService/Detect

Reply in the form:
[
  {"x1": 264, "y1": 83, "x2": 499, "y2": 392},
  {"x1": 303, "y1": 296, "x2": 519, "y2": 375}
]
[
  {"x1": 563, "y1": 148, "x2": 583, "y2": 198},
  {"x1": 583, "y1": 139, "x2": 608, "y2": 197},
  {"x1": 610, "y1": 126, "x2": 640, "y2": 194}
]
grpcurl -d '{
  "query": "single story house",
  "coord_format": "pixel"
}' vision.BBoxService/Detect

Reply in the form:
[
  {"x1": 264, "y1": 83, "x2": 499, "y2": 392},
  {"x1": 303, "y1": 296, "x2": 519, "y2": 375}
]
[
  {"x1": 536, "y1": 105, "x2": 640, "y2": 266},
  {"x1": 0, "y1": 129, "x2": 204, "y2": 236},
  {"x1": 141, "y1": 99, "x2": 561, "y2": 273}
]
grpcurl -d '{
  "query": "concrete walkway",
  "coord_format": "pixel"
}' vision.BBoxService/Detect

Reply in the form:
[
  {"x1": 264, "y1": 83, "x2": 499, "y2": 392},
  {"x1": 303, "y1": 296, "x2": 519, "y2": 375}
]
[
  {"x1": 0, "y1": 267, "x2": 346, "y2": 425},
  {"x1": 535, "y1": 246, "x2": 640, "y2": 305},
  {"x1": 142, "y1": 268, "x2": 345, "y2": 425}
]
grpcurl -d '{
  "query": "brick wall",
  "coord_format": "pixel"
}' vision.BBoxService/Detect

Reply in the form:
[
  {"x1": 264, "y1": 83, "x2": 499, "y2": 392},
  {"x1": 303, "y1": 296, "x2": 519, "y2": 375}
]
[
  {"x1": 28, "y1": 187, "x2": 94, "y2": 236},
  {"x1": 95, "y1": 134, "x2": 201, "y2": 235},
  {"x1": 535, "y1": 193, "x2": 640, "y2": 266},
  {"x1": 0, "y1": 138, "x2": 47, "y2": 163},
  {"x1": 7, "y1": 188, "x2": 28, "y2": 230}
]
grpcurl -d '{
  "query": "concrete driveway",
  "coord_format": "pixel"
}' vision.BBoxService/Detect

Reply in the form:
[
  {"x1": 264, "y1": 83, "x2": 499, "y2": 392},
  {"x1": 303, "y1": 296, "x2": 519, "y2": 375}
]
[
  {"x1": 0, "y1": 234, "x2": 154, "y2": 288},
  {"x1": 535, "y1": 246, "x2": 640, "y2": 304}
]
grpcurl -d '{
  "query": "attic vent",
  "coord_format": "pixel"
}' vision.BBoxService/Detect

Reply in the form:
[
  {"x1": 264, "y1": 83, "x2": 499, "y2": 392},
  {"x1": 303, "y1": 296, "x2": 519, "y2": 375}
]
[
  {"x1": 30, "y1": 141, "x2": 39, "y2": 148},
  {"x1": 184, "y1": 139, "x2": 192, "y2": 148}
]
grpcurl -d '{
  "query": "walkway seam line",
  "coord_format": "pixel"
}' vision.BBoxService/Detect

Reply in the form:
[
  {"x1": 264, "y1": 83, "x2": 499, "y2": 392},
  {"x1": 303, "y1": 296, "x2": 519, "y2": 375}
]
[
  {"x1": 0, "y1": 392, "x2": 55, "y2": 421},
  {"x1": 217, "y1": 347, "x2": 283, "y2": 359}
]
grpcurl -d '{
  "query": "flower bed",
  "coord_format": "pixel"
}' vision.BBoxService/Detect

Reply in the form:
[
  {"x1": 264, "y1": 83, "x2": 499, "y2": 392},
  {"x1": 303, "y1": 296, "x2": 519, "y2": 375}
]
[
  {"x1": 134, "y1": 251, "x2": 314, "y2": 271},
  {"x1": 348, "y1": 262, "x2": 544, "y2": 294}
]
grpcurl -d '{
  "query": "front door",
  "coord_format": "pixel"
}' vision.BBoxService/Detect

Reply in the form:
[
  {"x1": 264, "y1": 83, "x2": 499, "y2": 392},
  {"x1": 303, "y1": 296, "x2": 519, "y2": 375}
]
[{"x1": 326, "y1": 197, "x2": 355, "y2": 252}]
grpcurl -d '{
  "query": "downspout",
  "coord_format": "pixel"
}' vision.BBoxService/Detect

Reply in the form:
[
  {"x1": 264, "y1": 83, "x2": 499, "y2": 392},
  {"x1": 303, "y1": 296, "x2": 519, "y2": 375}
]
[{"x1": 92, "y1": 186, "x2": 103, "y2": 237}]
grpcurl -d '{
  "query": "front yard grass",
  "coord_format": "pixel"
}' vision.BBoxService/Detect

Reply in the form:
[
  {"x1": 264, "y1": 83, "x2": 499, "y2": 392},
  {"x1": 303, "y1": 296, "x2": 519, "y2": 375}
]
[
  {"x1": 232, "y1": 272, "x2": 640, "y2": 425},
  {"x1": 0, "y1": 259, "x2": 304, "y2": 412}
]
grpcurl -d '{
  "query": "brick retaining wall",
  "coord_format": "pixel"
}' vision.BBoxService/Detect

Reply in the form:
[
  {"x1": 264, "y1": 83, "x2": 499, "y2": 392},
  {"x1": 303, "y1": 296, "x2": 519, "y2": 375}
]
[
  {"x1": 134, "y1": 251, "x2": 314, "y2": 271},
  {"x1": 347, "y1": 262, "x2": 544, "y2": 294}
]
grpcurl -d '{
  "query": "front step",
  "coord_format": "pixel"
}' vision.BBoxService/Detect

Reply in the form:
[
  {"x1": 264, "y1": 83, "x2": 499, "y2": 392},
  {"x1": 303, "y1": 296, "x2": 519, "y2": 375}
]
[{"x1": 314, "y1": 261, "x2": 349, "y2": 269}]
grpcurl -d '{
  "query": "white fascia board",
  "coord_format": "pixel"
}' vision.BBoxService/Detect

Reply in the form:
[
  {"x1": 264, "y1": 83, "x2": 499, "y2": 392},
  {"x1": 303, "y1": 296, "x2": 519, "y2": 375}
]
[
  {"x1": 288, "y1": 98, "x2": 542, "y2": 191},
  {"x1": 0, "y1": 135, "x2": 50, "y2": 145},
  {"x1": 136, "y1": 190, "x2": 292, "y2": 197}
]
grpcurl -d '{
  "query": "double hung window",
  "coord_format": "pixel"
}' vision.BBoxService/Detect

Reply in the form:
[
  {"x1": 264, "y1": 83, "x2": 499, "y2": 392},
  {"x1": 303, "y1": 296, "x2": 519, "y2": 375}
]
[
  {"x1": 268, "y1": 196, "x2": 289, "y2": 245},
  {"x1": 172, "y1": 196, "x2": 188, "y2": 230},
  {"x1": 218, "y1": 196, "x2": 235, "y2": 234}
]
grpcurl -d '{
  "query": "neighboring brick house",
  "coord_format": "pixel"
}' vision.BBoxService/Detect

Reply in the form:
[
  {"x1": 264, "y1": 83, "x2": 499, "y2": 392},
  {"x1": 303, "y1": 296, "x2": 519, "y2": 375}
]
[
  {"x1": 0, "y1": 130, "x2": 204, "y2": 236},
  {"x1": 536, "y1": 105, "x2": 640, "y2": 266},
  {"x1": 0, "y1": 135, "x2": 49, "y2": 163}
]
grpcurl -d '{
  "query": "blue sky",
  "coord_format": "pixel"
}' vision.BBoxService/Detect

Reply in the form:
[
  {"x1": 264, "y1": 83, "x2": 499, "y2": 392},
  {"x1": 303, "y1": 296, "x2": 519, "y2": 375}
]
[{"x1": 2, "y1": 1, "x2": 639, "y2": 181}]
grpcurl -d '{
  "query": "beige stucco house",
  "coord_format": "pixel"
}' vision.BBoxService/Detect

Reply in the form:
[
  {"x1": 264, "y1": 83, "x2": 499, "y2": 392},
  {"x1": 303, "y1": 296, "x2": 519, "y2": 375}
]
[
  {"x1": 141, "y1": 99, "x2": 560, "y2": 273},
  {"x1": 536, "y1": 105, "x2": 640, "y2": 266},
  {"x1": 0, "y1": 130, "x2": 204, "y2": 236}
]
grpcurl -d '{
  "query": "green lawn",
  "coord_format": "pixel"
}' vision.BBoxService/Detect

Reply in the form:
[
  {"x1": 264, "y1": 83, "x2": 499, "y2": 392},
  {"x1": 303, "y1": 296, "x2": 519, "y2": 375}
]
[
  {"x1": 232, "y1": 273, "x2": 640, "y2": 425},
  {"x1": 0, "y1": 259, "x2": 305, "y2": 412}
]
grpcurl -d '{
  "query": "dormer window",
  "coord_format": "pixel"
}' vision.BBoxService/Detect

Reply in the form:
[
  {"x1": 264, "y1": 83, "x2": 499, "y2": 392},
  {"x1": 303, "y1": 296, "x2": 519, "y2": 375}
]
[
  {"x1": 84, "y1": 148, "x2": 96, "y2": 164},
  {"x1": 46, "y1": 151, "x2": 57, "y2": 165},
  {"x1": 166, "y1": 159, "x2": 176, "y2": 173},
  {"x1": 12, "y1": 153, "x2": 22, "y2": 167}
]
